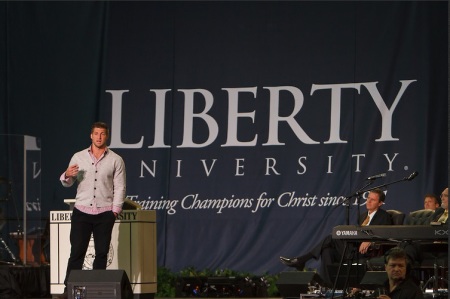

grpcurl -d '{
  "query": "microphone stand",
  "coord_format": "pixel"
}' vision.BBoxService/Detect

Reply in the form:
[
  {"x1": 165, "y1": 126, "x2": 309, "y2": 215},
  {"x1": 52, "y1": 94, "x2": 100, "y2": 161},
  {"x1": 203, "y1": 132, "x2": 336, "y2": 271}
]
[
  {"x1": 330, "y1": 171, "x2": 418, "y2": 299},
  {"x1": 328, "y1": 181, "x2": 374, "y2": 229},
  {"x1": 329, "y1": 181, "x2": 373, "y2": 299},
  {"x1": 358, "y1": 172, "x2": 417, "y2": 195},
  {"x1": 343, "y1": 181, "x2": 374, "y2": 225}
]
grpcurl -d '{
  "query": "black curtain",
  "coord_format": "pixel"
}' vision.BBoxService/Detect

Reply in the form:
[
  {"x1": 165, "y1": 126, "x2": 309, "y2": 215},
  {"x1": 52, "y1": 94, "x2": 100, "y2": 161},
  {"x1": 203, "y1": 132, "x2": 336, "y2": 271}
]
[{"x1": 0, "y1": 2, "x2": 109, "y2": 210}]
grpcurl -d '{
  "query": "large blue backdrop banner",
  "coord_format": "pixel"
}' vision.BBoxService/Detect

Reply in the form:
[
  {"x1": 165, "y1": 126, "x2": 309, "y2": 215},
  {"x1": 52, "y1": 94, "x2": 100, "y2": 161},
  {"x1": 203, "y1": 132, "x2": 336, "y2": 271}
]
[{"x1": 94, "y1": 2, "x2": 448, "y2": 275}]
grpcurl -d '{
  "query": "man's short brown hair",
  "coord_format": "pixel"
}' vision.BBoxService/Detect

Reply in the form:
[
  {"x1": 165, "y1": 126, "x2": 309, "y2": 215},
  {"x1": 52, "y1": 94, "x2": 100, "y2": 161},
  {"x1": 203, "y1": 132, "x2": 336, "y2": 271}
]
[
  {"x1": 91, "y1": 122, "x2": 109, "y2": 135},
  {"x1": 424, "y1": 193, "x2": 440, "y2": 206},
  {"x1": 370, "y1": 188, "x2": 386, "y2": 202}
]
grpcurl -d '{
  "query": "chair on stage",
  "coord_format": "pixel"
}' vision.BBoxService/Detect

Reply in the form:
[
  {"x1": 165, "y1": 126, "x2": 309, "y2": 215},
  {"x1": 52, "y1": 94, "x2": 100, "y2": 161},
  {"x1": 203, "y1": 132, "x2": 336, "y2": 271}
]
[
  {"x1": 404, "y1": 209, "x2": 434, "y2": 225},
  {"x1": 387, "y1": 209, "x2": 406, "y2": 225}
]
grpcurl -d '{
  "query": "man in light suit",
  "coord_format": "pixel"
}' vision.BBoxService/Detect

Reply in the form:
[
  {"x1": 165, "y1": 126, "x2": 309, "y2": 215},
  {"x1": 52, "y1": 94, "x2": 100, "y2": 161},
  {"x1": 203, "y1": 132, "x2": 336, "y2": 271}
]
[{"x1": 430, "y1": 188, "x2": 448, "y2": 224}]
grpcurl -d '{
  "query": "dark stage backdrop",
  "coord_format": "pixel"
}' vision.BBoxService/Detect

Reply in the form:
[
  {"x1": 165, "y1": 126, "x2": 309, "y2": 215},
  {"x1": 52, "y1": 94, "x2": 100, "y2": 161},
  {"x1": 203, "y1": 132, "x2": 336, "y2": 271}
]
[{"x1": 0, "y1": 2, "x2": 447, "y2": 275}]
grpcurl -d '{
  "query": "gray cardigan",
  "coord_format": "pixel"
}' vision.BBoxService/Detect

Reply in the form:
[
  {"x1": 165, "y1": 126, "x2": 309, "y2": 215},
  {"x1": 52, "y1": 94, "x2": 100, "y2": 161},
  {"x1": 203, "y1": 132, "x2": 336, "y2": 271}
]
[{"x1": 61, "y1": 147, "x2": 126, "y2": 212}]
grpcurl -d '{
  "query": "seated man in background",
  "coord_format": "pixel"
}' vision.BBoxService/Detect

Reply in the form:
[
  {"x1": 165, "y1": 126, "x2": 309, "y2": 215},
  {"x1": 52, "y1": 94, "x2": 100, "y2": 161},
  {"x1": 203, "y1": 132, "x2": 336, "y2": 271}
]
[
  {"x1": 423, "y1": 194, "x2": 440, "y2": 211},
  {"x1": 430, "y1": 188, "x2": 448, "y2": 224},
  {"x1": 279, "y1": 188, "x2": 392, "y2": 286}
]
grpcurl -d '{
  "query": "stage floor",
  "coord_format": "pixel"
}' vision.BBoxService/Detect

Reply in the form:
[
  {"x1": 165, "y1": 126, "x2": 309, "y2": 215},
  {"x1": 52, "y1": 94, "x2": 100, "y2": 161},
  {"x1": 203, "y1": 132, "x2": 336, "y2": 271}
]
[{"x1": 1, "y1": 263, "x2": 446, "y2": 299}]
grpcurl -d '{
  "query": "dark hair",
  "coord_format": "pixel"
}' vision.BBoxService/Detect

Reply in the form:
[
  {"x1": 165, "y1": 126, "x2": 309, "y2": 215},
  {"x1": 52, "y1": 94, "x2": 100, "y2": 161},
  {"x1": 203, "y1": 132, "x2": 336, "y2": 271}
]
[
  {"x1": 384, "y1": 247, "x2": 410, "y2": 266},
  {"x1": 370, "y1": 188, "x2": 386, "y2": 202},
  {"x1": 424, "y1": 193, "x2": 440, "y2": 206},
  {"x1": 91, "y1": 122, "x2": 109, "y2": 135}
]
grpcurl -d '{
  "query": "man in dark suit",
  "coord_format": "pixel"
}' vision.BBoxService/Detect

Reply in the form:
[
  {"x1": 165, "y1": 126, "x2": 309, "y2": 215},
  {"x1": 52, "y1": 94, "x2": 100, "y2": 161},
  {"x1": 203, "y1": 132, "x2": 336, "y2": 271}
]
[
  {"x1": 280, "y1": 188, "x2": 392, "y2": 285},
  {"x1": 380, "y1": 247, "x2": 425, "y2": 299}
]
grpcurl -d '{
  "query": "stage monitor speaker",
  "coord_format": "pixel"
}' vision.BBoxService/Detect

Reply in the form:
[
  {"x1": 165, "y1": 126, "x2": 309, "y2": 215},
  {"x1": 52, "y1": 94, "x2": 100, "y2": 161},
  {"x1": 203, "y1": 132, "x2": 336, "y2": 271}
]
[
  {"x1": 67, "y1": 269, "x2": 133, "y2": 299},
  {"x1": 359, "y1": 271, "x2": 387, "y2": 290},
  {"x1": 276, "y1": 271, "x2": 324, "y2": 298}
]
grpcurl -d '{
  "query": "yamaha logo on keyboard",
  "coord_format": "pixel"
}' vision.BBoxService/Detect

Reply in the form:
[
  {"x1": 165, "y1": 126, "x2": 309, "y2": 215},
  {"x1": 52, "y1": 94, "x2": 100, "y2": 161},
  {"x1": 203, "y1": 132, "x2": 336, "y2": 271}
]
[{"x1": 336, "y1": 230, "x2": 358, "y2": 236}]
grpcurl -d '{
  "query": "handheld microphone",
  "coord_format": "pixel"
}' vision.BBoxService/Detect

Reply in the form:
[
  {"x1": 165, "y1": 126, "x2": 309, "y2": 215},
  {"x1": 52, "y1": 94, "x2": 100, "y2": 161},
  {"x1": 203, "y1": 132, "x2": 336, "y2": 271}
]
[
  {"x1": 407, "y1": 171, "x2": 418, "y2": 181},
  {"x1": 366, "y1": 173, "x2": 387, "y2": 180}
]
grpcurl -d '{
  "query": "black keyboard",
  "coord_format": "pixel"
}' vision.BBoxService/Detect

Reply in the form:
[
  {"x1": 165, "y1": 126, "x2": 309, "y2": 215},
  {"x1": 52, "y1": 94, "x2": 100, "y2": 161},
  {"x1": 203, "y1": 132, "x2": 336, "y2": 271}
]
[{"x1": 332, "y1": 225, "x2": 448, "y2": 241}]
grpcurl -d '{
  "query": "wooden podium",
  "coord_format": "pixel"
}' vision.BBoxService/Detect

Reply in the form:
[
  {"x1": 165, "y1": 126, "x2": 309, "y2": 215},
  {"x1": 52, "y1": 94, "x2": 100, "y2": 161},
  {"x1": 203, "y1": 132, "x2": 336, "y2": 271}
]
[{"x1": 49, "y1": 207, "x2": 157, "y2": 298}]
